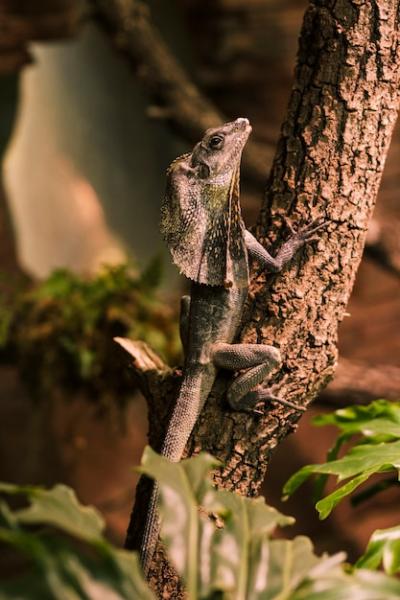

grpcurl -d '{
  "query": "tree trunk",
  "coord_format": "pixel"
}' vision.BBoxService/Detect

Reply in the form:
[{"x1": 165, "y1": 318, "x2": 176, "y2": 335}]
[{"x1": 126, "y1": 1, "x2": 400, "y2": 596}]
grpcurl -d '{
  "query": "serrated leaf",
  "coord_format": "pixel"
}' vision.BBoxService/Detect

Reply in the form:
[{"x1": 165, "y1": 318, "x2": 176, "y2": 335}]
[
  {"x1": 0, "y1": 484, "x2": 154, "y2": 600},
  {"x1": 0, "y1": 483, "x2": 104, "y2": 543},
  {"x1": 284, "y1": 435, "x2": 400, "y2": 518},
  {"x1": 313, "y1": 400, "x2": 400, "y2": 440}
]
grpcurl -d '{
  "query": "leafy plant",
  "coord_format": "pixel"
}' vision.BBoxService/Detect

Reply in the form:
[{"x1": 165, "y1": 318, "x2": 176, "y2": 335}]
[
  {"x1": 140, "y1": 447, "x2": 400, "y2": 600},
  {"x1": 2, "y1": 448, "x2": 400, "y2": 599},
  {"x1": 0, "y1": 483, "x2": 154, "y2": 599},
  {"x1": 283, "y1": 400, "x2": 400, "y2": 520},
  {"x1": 0, "y1": 262, "x2": 180, "y2": 401}
]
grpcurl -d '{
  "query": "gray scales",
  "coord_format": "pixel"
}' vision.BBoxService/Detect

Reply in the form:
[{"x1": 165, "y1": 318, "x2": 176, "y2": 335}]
[{"x1": 117, "y1": 118, "x2": 326, "y2": 576}]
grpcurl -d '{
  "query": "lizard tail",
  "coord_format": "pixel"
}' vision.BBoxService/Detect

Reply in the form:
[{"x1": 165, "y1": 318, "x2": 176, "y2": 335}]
[
  {"x1": 140, "y1": 482, "x2": 161, "y2": 576},
  {"x1": 140, "y1": 367, "x2": 214, "y2": 576}
]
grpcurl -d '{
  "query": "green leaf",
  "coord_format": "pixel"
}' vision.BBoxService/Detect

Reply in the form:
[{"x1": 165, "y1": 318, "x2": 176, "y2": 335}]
[
  {"x1": 283, "y1": 465, "x2": 318, "y2": 499},
  {"x1": 140, "y1": 446, "x2": 221, "y2": 599},
  {"x1": 0, "y1": 483, "x2": 104, "y2": 543},
  {"x1": 140, "y1": 447, "x2": 299, "y2": 599},
  {"x1": 0, "y1": 483, "x2": 154, "y2": 600},
  {"x1": 210, "y1": 491, "x2": 294, "y2": 599},
  {"x1": 313, "y1": 400, "x2": 400, "y2": 441},
  {"x1": 312, "y1": 432, "x2": 351, "y2": 504},
  {"x1": 284, "y1": 400, "x2": 400, "y2": 518},
  {"x1": 285, "y1": 439, "x2": 400, "y2": 518},
  {"x1": 142, "y1": 448, "x2": 391, "y2": 600},
  {"x1": 246, "y1": 536, "x2": 338, "y2": 600},
  {"x1": 292, "y1": 568, "x2": 400, "y2": 600},
  {"x1": 311, "y1": 403, "x2": 400, "y2": 499},
  {"x1": 310, "y1": 441, "x2": 400, "y2": 481},
  {"x1": 356, "y1": 525, "x2": 400, "y2": 575},
  {"x1": 315, "y1": 470, "x2": 377, "y2": 519},
  {"x1": 4, "y1": 448, "x2": 400, "y2": 600}
]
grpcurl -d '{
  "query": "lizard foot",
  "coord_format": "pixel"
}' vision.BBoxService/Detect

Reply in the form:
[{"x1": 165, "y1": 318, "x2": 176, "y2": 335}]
[
  {"x1": 232, "y1": 386, "x2": 306, "y2": 415},
  {"x1": 284, "y1": 217, "x2": 330, "y2": 248}
]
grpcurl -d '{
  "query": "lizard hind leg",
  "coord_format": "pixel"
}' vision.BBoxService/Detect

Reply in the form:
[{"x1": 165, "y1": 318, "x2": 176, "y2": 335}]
[{"x1": 212, "y1": 343, "x2": 282, "y2": 411}]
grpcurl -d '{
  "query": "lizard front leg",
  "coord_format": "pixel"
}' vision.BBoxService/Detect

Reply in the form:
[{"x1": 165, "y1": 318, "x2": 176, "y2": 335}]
[
  {"x1": 244, "y1": 220, "x2": 327, "y2": 273},
  {"x1": 213, "y1": 343, "x2": 281, "y2": 411}
]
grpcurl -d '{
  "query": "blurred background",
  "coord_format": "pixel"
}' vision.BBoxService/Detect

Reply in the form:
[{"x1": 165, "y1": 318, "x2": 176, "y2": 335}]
[{"x1": 0, "y1": 0, "x2": 399, "y2": 559}]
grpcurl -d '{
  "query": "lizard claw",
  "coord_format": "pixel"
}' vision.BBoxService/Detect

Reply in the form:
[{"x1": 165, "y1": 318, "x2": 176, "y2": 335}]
[
  {"x1": 284, "y1": 217, "x2": 328, "y2": 239},
  {"x1": 231, "y1": 386, "x2": 305, "y2": 415},
  {"x1": 252, "y1": 386, "x2": 307, "y2": 412},
  {"x1": 287, "y1": 219, "x2": 329, "y2": 248},
  {"x1": 283, "y1": 216, "x2": 297, "y2": 236},
  {"x1": 301, "y1": 219, "x2": 329, "y2": 238},
  {"x1": 266, "y1": 394, "x2": 307, "y2": 412}
]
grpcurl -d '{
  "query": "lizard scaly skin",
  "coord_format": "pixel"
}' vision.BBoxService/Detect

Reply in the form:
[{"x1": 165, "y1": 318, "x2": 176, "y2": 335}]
[{"x1": 119, "y1": 118, "x2": 325, "y2": 576}]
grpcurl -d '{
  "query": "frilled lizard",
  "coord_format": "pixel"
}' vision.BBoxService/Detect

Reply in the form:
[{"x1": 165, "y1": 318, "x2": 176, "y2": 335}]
[{"x1": 117, "y1": 118, "x2": 325, "y2": 576}]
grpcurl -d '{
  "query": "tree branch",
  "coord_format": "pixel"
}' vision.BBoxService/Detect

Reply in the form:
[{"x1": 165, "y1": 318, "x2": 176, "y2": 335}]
[
  {"x1": 0, "y1": 0, "x2": 85, "y2": 73},
  {"x1": 122, "y1": 1, "x2": 400, "y2": 595},
  {"x1": 365, "y1": 216, "x2": 400, "y2": 278},
  {"x1": 91, "y1": 0, "x2": 272, "y2": 183},
  {"x1": 318, "y1": 358, "x2": 400, "y2": 407}
]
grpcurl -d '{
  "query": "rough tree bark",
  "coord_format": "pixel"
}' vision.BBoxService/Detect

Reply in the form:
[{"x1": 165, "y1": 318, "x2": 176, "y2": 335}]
[
  {"x1": 122, "y1": 1, "x2": 400, "y2": 596},
  {"x1": 94, "y1": 0, "x2": 400, "y2": 278}
]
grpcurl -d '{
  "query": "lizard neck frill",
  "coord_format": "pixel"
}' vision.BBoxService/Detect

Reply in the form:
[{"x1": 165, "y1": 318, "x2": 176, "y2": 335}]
[{"x1": 161, "y1": 162, "x2": 249, "y2": 288}]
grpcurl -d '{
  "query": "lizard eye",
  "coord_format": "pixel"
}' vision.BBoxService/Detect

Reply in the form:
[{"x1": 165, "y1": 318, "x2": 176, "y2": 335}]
[{"x1": 208, "y1": 135, "x2": 224, "y2": 150}]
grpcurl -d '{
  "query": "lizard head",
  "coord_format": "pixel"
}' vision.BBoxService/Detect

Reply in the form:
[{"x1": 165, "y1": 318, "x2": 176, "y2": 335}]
[
  {"x1": 190, "y1": 118, "x2": 252, "y2": 180},
  {"x1": 161, "y1": 118, "x2": 251, "y2": 287}
]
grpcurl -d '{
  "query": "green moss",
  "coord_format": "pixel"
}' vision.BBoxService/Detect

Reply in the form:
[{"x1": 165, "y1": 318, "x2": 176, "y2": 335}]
[{"x1": 0, "y1": 261, "x2": 180, "y2": 403}]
